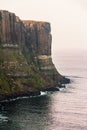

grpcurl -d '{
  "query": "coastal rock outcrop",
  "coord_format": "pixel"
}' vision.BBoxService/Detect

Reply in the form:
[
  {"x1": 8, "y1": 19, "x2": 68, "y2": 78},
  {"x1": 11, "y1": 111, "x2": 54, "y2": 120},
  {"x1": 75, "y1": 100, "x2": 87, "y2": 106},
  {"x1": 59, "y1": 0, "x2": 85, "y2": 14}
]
[{"x1": 0, "y1": 10, "x2": 69, "y2": 101}]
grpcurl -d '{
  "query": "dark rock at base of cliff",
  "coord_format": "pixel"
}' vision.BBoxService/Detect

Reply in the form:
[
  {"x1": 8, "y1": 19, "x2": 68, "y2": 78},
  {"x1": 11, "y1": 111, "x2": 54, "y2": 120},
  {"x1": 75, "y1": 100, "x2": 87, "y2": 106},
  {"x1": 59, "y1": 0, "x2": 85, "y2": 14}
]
[
  {"x1": 0, "y1": 91, "x2": 41, "y2": 102},
  {"x1": 0, "y1": 77, "x2": 70, "y2": 102},
  {"x1": 60, "y1": 76, "x2": 70, "y2": 84},
  {"x1": 44, "y1": 87, "x2": 59, "y2": 92}
]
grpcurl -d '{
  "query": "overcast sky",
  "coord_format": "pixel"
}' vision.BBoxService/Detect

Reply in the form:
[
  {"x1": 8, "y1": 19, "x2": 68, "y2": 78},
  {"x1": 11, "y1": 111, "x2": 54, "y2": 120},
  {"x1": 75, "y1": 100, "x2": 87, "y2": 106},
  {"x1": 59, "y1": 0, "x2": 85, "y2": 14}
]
[{"x1": 0, "y1": 0, "x2": 87, "y2": 51}]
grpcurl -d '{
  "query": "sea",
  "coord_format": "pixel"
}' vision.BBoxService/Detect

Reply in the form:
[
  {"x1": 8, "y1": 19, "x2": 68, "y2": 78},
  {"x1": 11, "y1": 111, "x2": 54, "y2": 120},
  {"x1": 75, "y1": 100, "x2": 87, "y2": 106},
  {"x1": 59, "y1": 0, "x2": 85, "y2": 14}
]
[{"x1": 0, "y1": 49, "x2": 87, "y2": 130}]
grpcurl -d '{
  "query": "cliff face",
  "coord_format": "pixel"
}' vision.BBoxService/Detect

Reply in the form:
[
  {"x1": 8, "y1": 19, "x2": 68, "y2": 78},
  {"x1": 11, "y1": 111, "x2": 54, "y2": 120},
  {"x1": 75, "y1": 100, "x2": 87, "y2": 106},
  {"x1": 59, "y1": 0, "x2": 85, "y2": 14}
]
[
  {"x1": 0, "y1": 10, "x2": 69, "y2": 101},
  {"x1": 23, "y1": 20, "x2": 51, "y2": 55},
  {"x1": 0, "y1": 10, "x2": 25, "y2": 46}
]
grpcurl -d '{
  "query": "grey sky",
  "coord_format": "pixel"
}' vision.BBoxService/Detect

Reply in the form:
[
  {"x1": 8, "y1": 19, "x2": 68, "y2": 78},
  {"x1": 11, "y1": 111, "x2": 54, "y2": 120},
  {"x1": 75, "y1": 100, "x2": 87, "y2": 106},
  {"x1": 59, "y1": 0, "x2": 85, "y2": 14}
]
[{"x1": 0, "y1": 0, "x2": 87, "y2": 51}]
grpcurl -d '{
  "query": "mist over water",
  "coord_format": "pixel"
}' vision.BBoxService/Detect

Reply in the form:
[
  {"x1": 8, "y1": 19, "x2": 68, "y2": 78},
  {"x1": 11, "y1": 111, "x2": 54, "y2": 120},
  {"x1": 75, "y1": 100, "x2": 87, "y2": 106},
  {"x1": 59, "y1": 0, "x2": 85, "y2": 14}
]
[{"x1": 0, "y1": 50, "x2": 87, "y2": 130}]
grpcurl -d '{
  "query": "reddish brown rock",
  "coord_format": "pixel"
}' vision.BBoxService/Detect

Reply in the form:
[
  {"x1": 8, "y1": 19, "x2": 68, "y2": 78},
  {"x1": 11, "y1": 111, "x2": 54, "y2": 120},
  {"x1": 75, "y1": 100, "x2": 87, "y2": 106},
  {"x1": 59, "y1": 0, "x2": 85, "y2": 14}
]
[
  {"x1": 0, "y1": 10, "x2": 25, "y2": 46},
  {"x1": 0, "y1": 10, "x2": 52, "y2": 56},
  {"x1": 23, "y1": 20, "x2": 52, "y2": 55}
]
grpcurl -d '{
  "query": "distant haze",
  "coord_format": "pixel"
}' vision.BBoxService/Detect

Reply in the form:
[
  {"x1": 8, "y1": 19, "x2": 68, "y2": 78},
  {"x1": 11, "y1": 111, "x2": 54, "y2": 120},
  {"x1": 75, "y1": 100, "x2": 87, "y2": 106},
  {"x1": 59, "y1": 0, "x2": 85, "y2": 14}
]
[{"x1": 0, "y1": 0, "x2": 87, "y2": 51}]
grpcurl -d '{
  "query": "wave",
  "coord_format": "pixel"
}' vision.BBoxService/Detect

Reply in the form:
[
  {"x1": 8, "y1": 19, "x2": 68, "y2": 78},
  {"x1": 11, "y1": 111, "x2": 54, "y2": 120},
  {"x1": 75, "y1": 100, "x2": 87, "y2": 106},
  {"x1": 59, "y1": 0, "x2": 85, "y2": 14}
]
[
  {"x1": 1, "y1": 91, "x2": 48, "y2": 103},
  {"x1": 0, "y1": 114, "x2": 8, "y2": 123}
]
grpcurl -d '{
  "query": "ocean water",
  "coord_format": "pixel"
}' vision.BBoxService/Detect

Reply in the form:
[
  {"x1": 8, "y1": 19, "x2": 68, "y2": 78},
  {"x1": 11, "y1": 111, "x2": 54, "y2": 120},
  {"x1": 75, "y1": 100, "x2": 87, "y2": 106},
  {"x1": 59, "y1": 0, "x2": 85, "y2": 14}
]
[{"x1": 0, "y1": 50, "x2": 87, "y2": 130}]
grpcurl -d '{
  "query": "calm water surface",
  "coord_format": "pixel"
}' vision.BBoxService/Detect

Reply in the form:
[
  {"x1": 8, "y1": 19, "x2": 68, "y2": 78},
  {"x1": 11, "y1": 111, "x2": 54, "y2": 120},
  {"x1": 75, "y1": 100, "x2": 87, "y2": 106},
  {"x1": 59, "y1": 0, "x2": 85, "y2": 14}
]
[{"x1": 0, "y1": 50, "x2": 87, "y2": 130}]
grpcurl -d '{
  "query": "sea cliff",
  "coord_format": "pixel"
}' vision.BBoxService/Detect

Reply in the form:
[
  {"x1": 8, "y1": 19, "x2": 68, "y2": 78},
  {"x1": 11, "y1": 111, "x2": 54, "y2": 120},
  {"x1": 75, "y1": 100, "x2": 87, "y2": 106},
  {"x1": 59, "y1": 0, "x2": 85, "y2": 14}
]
[{"x1": 0, "y1": 10, "x2": 69, "y2": 101}]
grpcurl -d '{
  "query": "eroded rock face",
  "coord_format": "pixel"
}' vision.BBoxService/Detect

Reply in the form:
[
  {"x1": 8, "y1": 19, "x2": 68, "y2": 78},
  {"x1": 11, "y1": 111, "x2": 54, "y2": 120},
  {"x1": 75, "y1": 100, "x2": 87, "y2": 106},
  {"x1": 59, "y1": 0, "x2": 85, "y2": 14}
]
[
  {"x1": 0, "y1": 10, "x2": 25, "y2": 47},
  {"x1": 0, "y1": 11, "x2": 52, "y2": 56},
  {"x1": 0, "y1": 10, "x2": 69, "y2": 101},
  {"x1": 23, "y1": 20, "x2": 51, "y2": 55},
  {"x1": 23, "y1": 21, "x2": 53, "y2": 71}
]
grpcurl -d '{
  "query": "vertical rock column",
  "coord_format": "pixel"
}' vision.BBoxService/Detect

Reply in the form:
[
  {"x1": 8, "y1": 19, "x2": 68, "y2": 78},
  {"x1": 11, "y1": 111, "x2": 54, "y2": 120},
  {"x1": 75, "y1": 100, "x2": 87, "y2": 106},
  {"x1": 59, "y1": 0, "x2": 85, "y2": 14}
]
[
  {"x1": 36, "y1": 22, "x2": 52, "y2": 55},
  {"x1": 23, "y1": 21, "x2": 53, "y2": 70},
  {"x1": 23, "y1": 21, "x2": 52, "y2": 56},
  {"x1": 0, "y1": 10, "x2": 26, "y2": 46}
]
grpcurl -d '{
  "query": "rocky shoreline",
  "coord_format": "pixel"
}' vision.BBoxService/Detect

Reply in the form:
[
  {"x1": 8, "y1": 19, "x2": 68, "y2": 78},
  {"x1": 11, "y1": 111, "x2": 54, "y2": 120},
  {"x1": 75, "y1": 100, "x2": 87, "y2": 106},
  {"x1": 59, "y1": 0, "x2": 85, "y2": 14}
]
[{"x1": 0, "y1": 77, "x2": 70, "y2": 102}]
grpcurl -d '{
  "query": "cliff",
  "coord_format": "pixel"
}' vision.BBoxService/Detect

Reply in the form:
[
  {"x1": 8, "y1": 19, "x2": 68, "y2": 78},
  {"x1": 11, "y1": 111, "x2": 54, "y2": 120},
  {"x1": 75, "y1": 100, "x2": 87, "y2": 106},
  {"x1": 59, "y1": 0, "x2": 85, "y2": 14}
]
[{"x1": 0, "y1": 10, "x2": 69, "y2": 101}]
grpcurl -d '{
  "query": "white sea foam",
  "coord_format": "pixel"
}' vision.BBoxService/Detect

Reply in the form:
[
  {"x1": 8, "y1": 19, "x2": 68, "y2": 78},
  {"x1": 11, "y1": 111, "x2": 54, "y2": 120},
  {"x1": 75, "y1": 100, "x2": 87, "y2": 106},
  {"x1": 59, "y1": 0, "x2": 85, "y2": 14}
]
[{"x1": 0, "y1": 114, "x2": 8, "y2": 122}]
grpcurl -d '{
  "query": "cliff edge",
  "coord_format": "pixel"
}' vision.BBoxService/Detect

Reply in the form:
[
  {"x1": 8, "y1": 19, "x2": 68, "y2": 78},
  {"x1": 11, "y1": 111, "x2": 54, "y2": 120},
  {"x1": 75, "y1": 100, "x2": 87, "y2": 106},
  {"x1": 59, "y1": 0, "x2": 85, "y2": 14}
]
[{"x1": 0, "y1": 10, "x2": 69, "y2": 101}]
